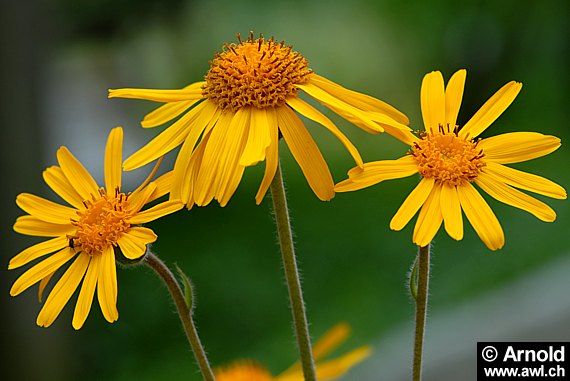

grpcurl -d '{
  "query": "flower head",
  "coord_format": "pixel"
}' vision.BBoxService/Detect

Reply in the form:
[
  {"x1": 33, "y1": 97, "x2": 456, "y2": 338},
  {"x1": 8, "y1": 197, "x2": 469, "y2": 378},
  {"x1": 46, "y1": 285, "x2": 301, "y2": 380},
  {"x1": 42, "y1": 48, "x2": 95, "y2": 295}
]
[
  {"x1": 215, "y1": 323, "x2": 371, "y2": 381},
  {"x1": 9, "y1": 127, "x2": 182, "y2": 329},
  {"x1": 109, "y1": 33, "x2": 411, "y2": 207},
  {"x1": 336, "y1": 69, "x2": 566, "y2": 250}
]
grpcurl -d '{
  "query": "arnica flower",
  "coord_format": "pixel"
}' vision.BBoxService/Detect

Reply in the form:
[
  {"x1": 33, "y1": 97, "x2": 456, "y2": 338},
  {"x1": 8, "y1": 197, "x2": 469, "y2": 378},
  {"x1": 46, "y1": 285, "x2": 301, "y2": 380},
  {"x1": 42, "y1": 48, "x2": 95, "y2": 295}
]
[
  {"x1": 215, "y1": 323, "x2": 371, "y2": 381},
  {"x1": 336, "y1": 69, "x2": 566, "y2": 250},
  {"x1": 109, "y1": 32, "x2": 412, "y2": 207},
  {"x1": 9, "y1": 127, "x2": 182, "y2": 329}
]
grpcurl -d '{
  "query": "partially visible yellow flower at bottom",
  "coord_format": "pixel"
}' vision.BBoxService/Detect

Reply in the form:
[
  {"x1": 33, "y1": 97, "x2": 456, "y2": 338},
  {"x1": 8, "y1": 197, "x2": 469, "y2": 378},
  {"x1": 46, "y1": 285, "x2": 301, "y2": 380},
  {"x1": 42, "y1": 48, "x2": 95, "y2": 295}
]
[
  {"x1": 215, "y1": 323, "x2": 372, "y2": 381},
  {"x1": 9, "y1": 127, "x2": 183, "y2": 329}
]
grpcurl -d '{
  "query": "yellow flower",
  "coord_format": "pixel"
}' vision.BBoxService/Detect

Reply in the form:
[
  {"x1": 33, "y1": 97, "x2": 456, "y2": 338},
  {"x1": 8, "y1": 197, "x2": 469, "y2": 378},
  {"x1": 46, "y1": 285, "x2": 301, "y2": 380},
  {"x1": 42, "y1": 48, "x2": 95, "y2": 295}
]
[
  {"x1": 9, "y1": 127, "x2": 183, "y2": 329},
  {"x1": 109, "y1": 33, "x2": 411, "y2": 207},
  {"x1": 336, "y1": 69, "x2": 566, "y2": 250},
  {"x1": 215, "y1": 323, "x2": 371, "y2": 381}
]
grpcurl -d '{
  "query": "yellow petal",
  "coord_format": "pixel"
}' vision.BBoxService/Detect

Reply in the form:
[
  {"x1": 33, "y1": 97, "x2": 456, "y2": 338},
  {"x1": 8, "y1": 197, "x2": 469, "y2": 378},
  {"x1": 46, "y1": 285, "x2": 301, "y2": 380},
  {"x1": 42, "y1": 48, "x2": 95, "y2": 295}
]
[
  {"x1": 460, "y1": 81, "x2": 522, "y2": 139},
  {"x1": 255, "y1": 107, "x2": 280, "y2": 204},
  {"x1": 108, "y1": 82, "x2": 205, "y2": 102},
  {"x1": 56, "y1": 147, "x2": 100, "y2": 200},
  {"x1": 127, "y1": 182, "x2": 157, "y2": 214},
  {"x1": 413, "y1": 185, "x2": 443, "y2": 247},
  {"x1": 476, "y1": 173, "x2": 557, "y2": 222},
  {"x1": 9, "y1": 236, "x2": 68, "y2": 270},
  {"x1": 16, "y1": 193, "x2": 77, "y2": 224},
  {"x1": 194, "y1": 112, "x2": 235, "y2": 206},
  {"x1": 483, "y1": 161, "x2": 566, "y2": 199},
  {"x1": 278, "y1": 106, "x2": 335, "y2": 201},
  {"x1": 297, "y1": 82, "x2": 383, "y2": 133},
  {"x1": 390, "y1": 177, "x2": 435, "y2": 231},
  {"x1": 313, "y1": 323, "x2": 350, "y2": 361},
  {"x1": 43, "y1": 166, "x2": 85, "y2": 209},
  {"x1": 440, "y1": 184, "x2": 463, "y2": 241},
  {"x1": 444, "y1": 69, "x2": 466, "y2": 130},
  {"x1": 314, "y1": 346, "x2": 372, "y2": 381},
  {"x1": 240, "y1": 107, "x2": 271, "y2": 166},
  {"x1": 335, "y1": 156, "x2": 419, "y2": 193},
  {"x1": 104, "y1": 127, "x2": 123, "y2": 192},
  {"x1": 310, "y1": 73, "x2": 409, "y2": 125},
  {"x1": 14, "y1": 215, "x2": 75, "y2": 237},
  {"x1": 36, "y1": 252, "x2": 90, "y2": 328},
  {"x1": 479, "y1": 132, "x2": 561, "y2": 164},
  {"x1": 73, "y1": 254, "x2": 99, "y2": 330},
  {"x1": 421, "y1": 71, "x2": 445, "y2": 133},
  {"x1": 457, "y1": 182, "x2": 504, "y2": 250},
  {"x1": 368, "y1": 114, "x2": 419, "y2": 146},
  {"x1": 117, "y1": 228, "x2": 155, "y2": 259},
  {"x1": 287, "y1": 96, "x2": 363, "y2": 166},
  {"x1": 128, "y1": 201, "x2": 183, "y2": 224},
  {"x1": 38, "y1": 271, "x2": 56, "y2": 303},
  {"x1": 147, "y1": 171, "x2": 173, "y2": 202},
  {"x1": 10, "y1": 247, "x2": 76, "y2": 297},
  {"x1": 97, "y1": 246, "x2": 118, "y2": 323},
  {"x1": 142, "y1": 100, "x2": 199, "y2": 128},
  {"x1": 172, "y1": 133, "x2": 208, "y2": 206}
]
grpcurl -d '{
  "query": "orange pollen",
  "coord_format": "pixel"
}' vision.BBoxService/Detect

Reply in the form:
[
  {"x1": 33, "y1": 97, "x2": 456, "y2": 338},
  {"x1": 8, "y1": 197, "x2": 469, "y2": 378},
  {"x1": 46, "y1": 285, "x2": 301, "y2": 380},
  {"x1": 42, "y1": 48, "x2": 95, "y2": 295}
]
[
  {"x1": 202, "y1": 32, "x2": 312, "y2": 111},
  {"x1": 411, "y1": 129, "x2": 486, "y2": 186},
  {"x1": 69, "y1": 188, "x2": 131, "y2": 256}
]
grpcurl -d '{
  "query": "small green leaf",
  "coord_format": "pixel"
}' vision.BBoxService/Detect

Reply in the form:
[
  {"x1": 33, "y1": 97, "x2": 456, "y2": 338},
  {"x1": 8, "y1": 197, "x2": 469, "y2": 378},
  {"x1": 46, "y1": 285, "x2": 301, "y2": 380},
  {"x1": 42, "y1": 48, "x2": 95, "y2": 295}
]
[
  {"x1": 408, "y1": 253, "x2": 419, "y2": 301},
  {"x1": 175, "y1": 263, "x2": 194, "y2": 312}
]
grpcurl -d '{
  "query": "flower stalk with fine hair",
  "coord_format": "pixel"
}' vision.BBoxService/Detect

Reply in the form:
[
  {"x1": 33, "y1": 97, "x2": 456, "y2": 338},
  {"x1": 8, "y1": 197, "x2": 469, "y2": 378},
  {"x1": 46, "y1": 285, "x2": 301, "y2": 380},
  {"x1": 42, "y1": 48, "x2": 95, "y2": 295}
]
[
  {"x1": 336, "y1": 69, "x2": 566, "y2": 250},
  {"x1": 109, "y1": 32, "x2": 411, "y2": 208},
  {"x1": 9, "y1": 127, "x2": 182, "y2": 329}
]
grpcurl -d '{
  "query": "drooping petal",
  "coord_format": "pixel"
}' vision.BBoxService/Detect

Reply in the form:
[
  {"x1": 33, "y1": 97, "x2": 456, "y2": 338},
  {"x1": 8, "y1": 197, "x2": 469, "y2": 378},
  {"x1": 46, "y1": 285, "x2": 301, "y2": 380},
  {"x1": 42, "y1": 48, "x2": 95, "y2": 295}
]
[
  {"x1": 108, "y1": 82, "x2": 206, "y2": 102},
  {"x1": 476, "y1": 173, "x2": 557, "y2": 222},
  {"x1": 104, "y1": 127, "x2": 123, "y2": 192},
  {"x1": 457, "y1": 182, "x2": 504, "y2": 250},
  {"x1": 142, "y1": 100, "x2": 199, "y2": 128},
  {"x1": 390, "y1": 177, "x2": 435, "y2": 231},
  {"x1": 194, "y1": 111, "x2": 235, "y2": 205},
  {"x1": 56, "y1": 147, "x2": 100, "y2": 200},
  {"x1": 335, "y1": 156, "x2": 419, "y2": 192},
  {"x1": 287, "y1": 96, "x2": 363, "y2": 166},
  {"x1": 9, "y1": 236, "x2": 68, "y2": 270},
  {"x1": 459, "y1": 81, "x2": 522, "y2": 139},
  {"x1": 478, "y1": 132, "x2": 561, "y2": 164},
  {"x1": 297, "y1": 82, "x2": 382, "y2": 133},
  {"x1": 147, "y1": 171, "x2": 173, "y2": 202},
  {"x1": 440, "y1": 184, "x2": 463, "y2": 241},
  {"x1": 97, "y1": 246, "x2": 118, "y2": 323},
  {"x1": 10, "y1": 247, "x2": 76, "y2": 296},
  {"x1": 255, "y1": 107, "x2": 279, "y2": 204},
  {"x1": 43, "y1": 166, "x2": 85, "y2": 210},
  {"x1": 309, "y1": 73, "x2": 409, "y2": 124},
  {"x1": 38, "y1": 271, "x2": 56, "y2": 303},
  {"x1": 36, "y1": 252, "x2": 90, "y2": 328},
  {"x1": 444, "y1": 69, "x2": 466, "y2": 130},
  {"x1": 278, "y1": 106, "x2": 335, "y2": 201},
  {"x1": 171, "y1": 131, "x2": 209, "y2": 206},
  {"x1": 128, "y1": 201, "x2": 183, "y2": 224},
  {"x1": 413, "y1": 185, "x2": 443, "y2": 247},
  {"x1": 72, "y1": 254, "x2": 99, "y2": 330},
  {"x1": 117, "y1": 228, "x2": 156, "y2": 260},
  {"x1": 240, "y1": 107, "x2": 271, "y2": 166},
  {"x1": 421, "y1": 71, "x2": 445, "y2": 133},
  {"x1": 483, "y1": 162, "x2": 566, "y2": 199},
  {"x1": 14, "y1": 216, "x2": 75, "y2": 237},
  {"x1": 16, "y1": 193, "x2": 77, "y2": 224},
  {"x1": 127, "y1": 182, "x2": 157, "y2": 214}
]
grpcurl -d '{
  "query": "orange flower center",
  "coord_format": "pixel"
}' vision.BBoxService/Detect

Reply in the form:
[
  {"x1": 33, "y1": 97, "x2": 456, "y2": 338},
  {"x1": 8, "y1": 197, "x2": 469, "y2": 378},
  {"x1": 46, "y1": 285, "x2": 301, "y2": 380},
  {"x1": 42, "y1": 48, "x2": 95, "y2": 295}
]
[
  {"x1": 411, "y1": 130, "x2": 485, "y2": 186},
  {"x1": 202, "y1": 33, "x2": 312, "y2": 111},
  {"x1": 215, "y1": 361, "x2": 274, "y2": 381},
  {"x1": 69, "y1": 189, "x2": 131, "y2": 255}
]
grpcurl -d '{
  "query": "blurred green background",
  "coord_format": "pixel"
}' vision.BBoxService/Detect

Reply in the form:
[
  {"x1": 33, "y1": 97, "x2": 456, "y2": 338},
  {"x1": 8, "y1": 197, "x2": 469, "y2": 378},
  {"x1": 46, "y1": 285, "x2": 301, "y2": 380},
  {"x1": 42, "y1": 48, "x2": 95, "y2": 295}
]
[{"x1": 1, "y1": 0, "x2": 568, "y2": 380}]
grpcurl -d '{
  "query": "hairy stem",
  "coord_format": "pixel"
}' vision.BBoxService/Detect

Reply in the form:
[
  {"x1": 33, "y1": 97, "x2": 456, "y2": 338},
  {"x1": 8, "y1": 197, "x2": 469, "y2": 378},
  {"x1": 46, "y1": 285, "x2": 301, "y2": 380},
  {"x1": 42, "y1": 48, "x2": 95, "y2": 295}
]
[
  {"x1": 144, "y1": 252, "x2": 215, "y2": 381},
  {"x1": 412, "y1": 244, "x2": 431, "y2": 381},
  {"x1": 270, "y1": 160, "x2": 317, "y2": 381}
]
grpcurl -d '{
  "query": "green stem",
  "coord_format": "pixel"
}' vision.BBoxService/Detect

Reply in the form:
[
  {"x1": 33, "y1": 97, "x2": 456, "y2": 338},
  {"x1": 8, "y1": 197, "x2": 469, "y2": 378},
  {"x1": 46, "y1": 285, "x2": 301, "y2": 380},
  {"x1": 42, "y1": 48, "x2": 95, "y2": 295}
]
[
  {"x1": 144, "y1": 252, "x2": 215, "y2": 381},
  {"x1": 270, "y1": 160, "x2": 317, "y2": 381},
  {"x1": 412, "y1": 244, "x2": 431, "y2": 381}
]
